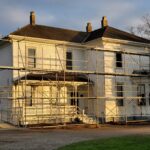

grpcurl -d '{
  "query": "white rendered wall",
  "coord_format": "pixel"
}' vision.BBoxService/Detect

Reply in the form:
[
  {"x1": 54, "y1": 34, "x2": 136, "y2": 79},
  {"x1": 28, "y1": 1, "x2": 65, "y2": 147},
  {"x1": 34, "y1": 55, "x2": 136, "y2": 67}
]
[
  {"x1": 0, "y1": 43, "x2": 13, "y2": 122},
  {"x1": 103, "y1": 40, "x2": 150, "y2": 121}
]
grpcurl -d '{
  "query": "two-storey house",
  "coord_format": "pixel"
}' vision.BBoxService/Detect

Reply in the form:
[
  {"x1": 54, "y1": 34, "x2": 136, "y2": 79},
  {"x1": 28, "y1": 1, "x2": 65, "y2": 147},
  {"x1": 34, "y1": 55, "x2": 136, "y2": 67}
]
[{"x1": 0, "y1": 12, "x2": 150, "y2": 126}]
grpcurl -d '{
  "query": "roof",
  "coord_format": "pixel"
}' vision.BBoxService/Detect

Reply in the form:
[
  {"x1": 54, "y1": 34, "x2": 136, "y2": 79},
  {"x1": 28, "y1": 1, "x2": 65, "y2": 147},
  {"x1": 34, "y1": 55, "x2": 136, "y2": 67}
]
[
  {"x1": 17, "y1": 72, "x2": 93, "y2": 83},
  {"x1": 9, "y1": 24, "x2": 150, "y2": 44},
  {"x1": 10, "y1": 24, "x2": 87, "y2": 43},
  {"x1": 85, "y1": 26, "x2": 150, "y2": 43}
]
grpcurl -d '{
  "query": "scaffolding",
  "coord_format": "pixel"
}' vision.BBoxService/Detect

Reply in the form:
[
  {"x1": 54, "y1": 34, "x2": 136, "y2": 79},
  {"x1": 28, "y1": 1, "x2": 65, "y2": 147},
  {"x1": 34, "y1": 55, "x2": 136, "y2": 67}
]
[{"x1": 0, "y1": 38, "x2": 150, "y2": 126}]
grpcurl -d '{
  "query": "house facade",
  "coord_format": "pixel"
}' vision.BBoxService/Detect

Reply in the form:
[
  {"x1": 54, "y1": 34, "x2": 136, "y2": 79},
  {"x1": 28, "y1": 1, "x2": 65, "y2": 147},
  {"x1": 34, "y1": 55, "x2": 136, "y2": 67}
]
[{"x1": 0, "y1": 12, "x2": 150, "y2": 126}]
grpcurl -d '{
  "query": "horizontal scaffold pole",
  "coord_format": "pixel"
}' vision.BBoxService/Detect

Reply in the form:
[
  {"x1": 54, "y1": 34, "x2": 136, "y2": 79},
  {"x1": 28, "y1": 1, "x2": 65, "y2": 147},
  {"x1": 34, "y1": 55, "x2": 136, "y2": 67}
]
[{"x1": 0, "y1": 66, "x2": 149, "y2": 77}]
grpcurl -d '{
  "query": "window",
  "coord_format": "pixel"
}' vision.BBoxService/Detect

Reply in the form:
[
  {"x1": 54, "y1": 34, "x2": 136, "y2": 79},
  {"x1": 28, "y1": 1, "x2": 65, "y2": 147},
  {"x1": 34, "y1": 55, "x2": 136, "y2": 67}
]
[
  {"x1": 25, "y1": 86, "x2": 32, "y2": 106},
  {"x1": 116, "y1": 83, "x2": 124, "y2": 106},
  {"x1": 116, "y1": 52, "x2": 122, "y2": 68},
  {"x1": 28, "y1": 48, "x2": 36, "y2": 68},
  {"x1": 70, "y1": 92, "x2": 79, "y2": 106},
  {"x1": 137, "y1": 84, "x2": 146, "y2": 106},
  {"x1": 66, "y1": 52, "x2": 72, "y2": 70},
  {"x1": 25, "y1": 86, "x2": 36, "y2": 106}
]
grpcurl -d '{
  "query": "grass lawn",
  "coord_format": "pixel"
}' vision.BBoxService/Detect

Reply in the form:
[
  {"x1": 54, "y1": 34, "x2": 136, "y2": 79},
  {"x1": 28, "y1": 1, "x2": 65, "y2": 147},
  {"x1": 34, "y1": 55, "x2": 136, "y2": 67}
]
[{"x1": 57, "y1": 135, "x2": 150, "y2": 150}]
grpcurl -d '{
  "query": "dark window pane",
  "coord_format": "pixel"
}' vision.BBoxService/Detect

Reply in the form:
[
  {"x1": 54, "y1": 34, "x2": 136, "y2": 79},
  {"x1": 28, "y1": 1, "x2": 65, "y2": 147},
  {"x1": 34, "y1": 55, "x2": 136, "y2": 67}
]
[
  {"x1": 70, "y1": 92, "x2": 76, "y2": 105},
  {"x1": 137, "y1": 84, "x2": 146, "y2": 106},
  {"x1": 116, "y1": 53, "x2": 122, "y2": 68},
  {"x1": 66, "y1": 52, "x2": 72, "y2": 70}
]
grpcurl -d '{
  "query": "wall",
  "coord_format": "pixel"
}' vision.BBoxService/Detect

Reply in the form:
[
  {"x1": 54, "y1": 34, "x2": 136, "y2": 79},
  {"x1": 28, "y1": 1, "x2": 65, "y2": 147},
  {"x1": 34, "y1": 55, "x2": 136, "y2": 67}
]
[
  {"x1": 103, "y1": 40, "x2": 150, "y2": 121},
  {"x1": 0, "y1": 43, "x2": 13, "y2": 122},
  {"x1": 11, "y1": 39, "x2": 94, "y2": 125},
  {"x1": 0, "y1": 43, "x2": 13, "y2": 85},
  {"x1": 1, "y1": 36, "x2": 149, "y2": 124},
  {"x1": 12, "y1": 40, "x2": 88, "y2": 78}
]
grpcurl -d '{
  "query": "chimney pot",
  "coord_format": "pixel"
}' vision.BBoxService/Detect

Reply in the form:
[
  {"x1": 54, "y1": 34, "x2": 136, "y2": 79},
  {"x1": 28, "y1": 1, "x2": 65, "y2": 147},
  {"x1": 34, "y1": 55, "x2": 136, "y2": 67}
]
[
  {"x1": 86, "y1": 22, "x2": 92, "y2": 32},
  {"x1": 30, "y1": 11, "x2": 35, "y2": 25},
  {"x1": 101, "y1": 16, "x2": 108, "y2": 28}
]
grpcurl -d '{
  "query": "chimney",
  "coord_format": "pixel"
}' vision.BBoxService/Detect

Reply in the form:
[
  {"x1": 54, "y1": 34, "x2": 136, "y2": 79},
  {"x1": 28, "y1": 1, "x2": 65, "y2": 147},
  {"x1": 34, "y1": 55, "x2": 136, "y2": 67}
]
[
  {"x1": 86, "y1": 22, "x2": 92, "y2": 32},
  {"x1": 30, "y1": 11, "x2": 35, "y2": 25},
  {"x1": 101, "y1": 16, "x2": 108, "y2": 28}
]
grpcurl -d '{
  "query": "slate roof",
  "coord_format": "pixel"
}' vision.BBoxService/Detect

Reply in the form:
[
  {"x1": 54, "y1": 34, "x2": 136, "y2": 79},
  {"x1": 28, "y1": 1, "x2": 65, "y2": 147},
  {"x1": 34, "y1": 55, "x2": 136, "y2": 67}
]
[
  {"x1": 10, "y1": 24, "x2": 87, "y2": 43},
  {"x1": 9, "y1": 24, "x2": 150, "y2": 44},
  {"x1": 85, "y1": 26, "x2": 150, "y2": 43}
]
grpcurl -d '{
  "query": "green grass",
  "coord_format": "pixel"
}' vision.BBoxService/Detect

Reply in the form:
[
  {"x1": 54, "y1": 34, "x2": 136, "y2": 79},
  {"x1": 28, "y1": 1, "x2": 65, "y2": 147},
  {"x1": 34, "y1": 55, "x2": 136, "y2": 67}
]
[{"x1": 57, "y1": 135, "x2": 150, "y2": 150}]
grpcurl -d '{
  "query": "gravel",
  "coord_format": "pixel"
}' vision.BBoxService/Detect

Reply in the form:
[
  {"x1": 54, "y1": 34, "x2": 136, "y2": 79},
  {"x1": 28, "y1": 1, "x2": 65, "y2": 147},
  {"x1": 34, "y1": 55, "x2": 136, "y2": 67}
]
[{"x1": 0, "y1": 125, "x2": 150, "y2": 150}]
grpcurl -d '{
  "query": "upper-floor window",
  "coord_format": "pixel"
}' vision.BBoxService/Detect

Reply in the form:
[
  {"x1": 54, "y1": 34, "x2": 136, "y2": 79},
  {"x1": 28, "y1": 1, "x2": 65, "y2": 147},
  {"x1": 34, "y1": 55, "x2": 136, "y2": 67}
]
[
  {"x1": 116, "y1": 52, "x2": 122, "y2": 68},
  {"x1": 116, "y1": 83, "x2": 124, "y2": 106},
  {"x1": 28, "y1": 48, "x2": 36, "y2": 68},
  {"x1": 137, "y1": 84, "x2": 146, "y2": 106},
  {"x1": 66, "y1": 51, "x2": 72, "y2": 70}
]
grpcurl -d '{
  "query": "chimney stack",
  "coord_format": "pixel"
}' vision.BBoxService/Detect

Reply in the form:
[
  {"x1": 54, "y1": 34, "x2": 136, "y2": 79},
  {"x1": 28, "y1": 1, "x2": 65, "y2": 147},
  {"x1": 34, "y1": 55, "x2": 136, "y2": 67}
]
[
  {"x1": 101, "y1": 16, "x2": 108, "y2": 28},
  {"x1": 86, "y1": 22, "x2": 92, "y2": 32},
  {"x1": 30, "y1": 11, "x2": 35, "y2": 25}
]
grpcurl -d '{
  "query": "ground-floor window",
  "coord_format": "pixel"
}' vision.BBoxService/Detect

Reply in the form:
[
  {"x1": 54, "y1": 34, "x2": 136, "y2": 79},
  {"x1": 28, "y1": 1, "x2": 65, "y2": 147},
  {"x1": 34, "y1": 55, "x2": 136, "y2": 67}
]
[
  {"x1": 116, "y1": 83, "x2": 124, "y2": 106},
  {"x1": 137, "y1": 84, "x2": 146, "y2": 106},
  {"x1": 25, "y1": 86, "x2": 36, "y2": 106}
]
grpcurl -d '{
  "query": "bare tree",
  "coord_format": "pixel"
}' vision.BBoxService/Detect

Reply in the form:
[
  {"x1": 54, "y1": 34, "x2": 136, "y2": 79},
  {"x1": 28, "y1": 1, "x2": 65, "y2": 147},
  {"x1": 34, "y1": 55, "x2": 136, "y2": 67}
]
[{"x1": 129, "y1": 14, "x2": 150, "y2": 39}]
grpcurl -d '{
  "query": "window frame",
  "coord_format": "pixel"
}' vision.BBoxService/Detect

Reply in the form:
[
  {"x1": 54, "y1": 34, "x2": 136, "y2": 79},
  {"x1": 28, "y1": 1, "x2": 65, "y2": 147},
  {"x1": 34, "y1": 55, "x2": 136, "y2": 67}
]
[
  {"x1": 137, "y1": 84, "x2": 146, "y2": 106},
  {"x1": 25, "y1": 86, "x2": 36, "y2": 107},
  {"x1": 66, "y1": 51, "x2": 73, "y2": 70},
  {"x1": 116, "y1": 52, "x2": 123, "y2": 68},
  {"x1": 116, "y1": 83, "x2": 124, "y2": 106},
  {"x1": 28, "y1": 48, "x2": 36, "y2": 68}
]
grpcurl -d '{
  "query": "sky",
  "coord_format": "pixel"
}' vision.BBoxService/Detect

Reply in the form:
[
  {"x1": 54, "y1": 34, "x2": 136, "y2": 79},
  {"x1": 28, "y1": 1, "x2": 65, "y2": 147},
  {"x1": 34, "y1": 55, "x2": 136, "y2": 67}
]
[{"x1": 0, "y1": 0, "x2": 150, "y2": 36}]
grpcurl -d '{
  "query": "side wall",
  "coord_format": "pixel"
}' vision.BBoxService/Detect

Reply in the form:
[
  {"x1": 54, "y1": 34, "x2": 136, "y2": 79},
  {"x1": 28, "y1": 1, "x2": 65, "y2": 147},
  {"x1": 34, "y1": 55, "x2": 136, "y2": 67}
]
[
  {"x1": 0, "y1": 43, "x2": 13, "y2": 122},
  {"x1": 103, "y1": 40, "x2": 150, "y2": 121}
]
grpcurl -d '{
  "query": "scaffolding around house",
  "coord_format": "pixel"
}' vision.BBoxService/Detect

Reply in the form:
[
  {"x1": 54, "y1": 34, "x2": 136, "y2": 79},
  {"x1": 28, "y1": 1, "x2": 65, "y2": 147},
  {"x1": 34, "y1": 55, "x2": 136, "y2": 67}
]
[{"x1": 0, "y1": 38, "x2": 150, "y2": 126}]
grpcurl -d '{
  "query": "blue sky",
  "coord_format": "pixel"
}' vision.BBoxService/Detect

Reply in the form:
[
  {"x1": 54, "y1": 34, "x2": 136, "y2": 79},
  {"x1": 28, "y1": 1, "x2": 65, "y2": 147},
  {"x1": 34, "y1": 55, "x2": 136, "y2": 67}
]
[{"x1": 0, "y1": 0, "x2": 150, "y2": 36}]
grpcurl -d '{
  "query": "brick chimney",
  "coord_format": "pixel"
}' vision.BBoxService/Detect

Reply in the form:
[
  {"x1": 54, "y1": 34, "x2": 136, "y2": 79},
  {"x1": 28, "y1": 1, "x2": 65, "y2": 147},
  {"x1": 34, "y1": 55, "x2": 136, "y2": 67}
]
[
  {"x1": 86, "y1": 22, "x2": 92, "y2": 32},
  {"x1": 30, "y1": 11, "x2": 35, "y2": 25},
  {"x1": 101, "y1": 16, "x2": 108, "y2": 28}
]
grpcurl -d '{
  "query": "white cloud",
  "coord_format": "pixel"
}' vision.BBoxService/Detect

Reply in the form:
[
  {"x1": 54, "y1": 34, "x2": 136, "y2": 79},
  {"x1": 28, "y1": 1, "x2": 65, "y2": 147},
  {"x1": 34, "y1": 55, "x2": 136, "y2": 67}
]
[
  {"x1": 0, "y1": 0, "x2": 149, "y2": 34},
  {"x1": 86, "y1": 1, "x2": 137, "y2": 29}
]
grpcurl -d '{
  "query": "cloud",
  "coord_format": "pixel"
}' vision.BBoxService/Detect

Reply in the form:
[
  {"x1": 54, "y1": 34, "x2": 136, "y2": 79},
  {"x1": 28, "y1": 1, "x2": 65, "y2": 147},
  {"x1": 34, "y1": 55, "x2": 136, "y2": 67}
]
[
  {"x1": 84, "y1": 1, "x2": 136, "y2": 29},
  {"x1": 0, "y1": 0, "x2": 150, "y2": 35}
]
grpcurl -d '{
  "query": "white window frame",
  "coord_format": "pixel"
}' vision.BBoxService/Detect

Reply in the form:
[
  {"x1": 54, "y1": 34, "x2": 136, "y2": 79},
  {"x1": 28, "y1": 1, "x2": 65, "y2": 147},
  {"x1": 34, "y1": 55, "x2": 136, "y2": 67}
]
[{"x1": 28, "y1": 48, "x2": 36, "y2": 68}]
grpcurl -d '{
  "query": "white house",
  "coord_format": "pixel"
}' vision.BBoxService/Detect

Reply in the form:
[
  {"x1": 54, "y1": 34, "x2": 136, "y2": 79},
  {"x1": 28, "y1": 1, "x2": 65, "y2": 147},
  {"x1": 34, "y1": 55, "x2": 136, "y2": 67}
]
[{"x1": 0, "y1": 12, "x2": 150, "y2": 126}]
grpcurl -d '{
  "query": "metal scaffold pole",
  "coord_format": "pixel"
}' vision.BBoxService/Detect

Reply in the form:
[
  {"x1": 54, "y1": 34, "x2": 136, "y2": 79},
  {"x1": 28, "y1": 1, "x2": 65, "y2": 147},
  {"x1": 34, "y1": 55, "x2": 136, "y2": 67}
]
[{"x1": 0, "y1": 37, "x2": 150, "y2": 127}]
